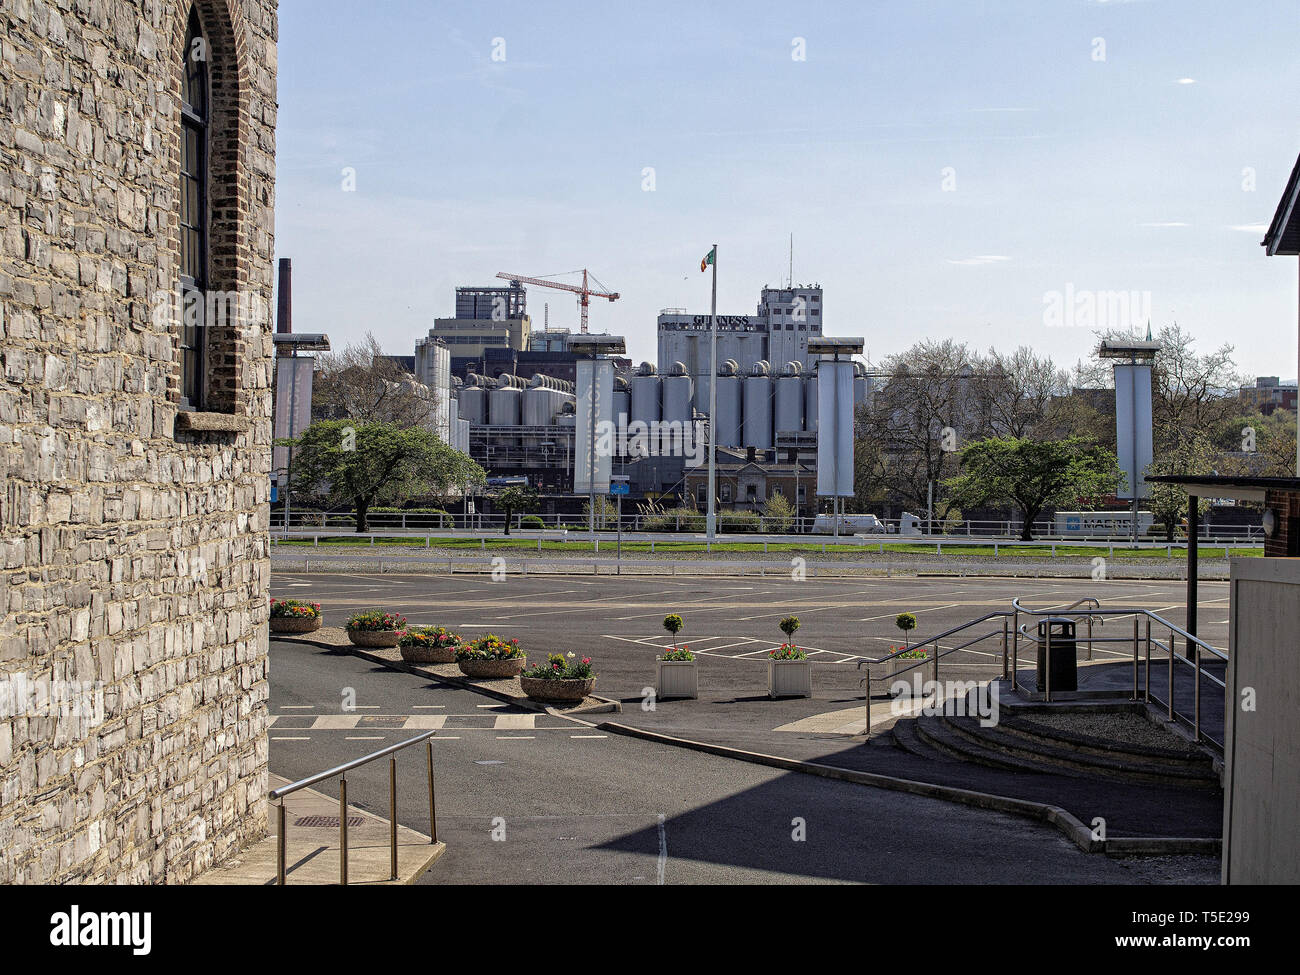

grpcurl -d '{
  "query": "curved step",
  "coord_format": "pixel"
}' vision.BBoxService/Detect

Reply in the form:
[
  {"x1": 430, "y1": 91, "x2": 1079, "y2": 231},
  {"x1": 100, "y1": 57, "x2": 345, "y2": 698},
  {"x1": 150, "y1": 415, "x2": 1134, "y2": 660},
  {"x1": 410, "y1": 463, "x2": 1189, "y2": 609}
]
[
  {"x1": 995, "y1": 714, "x2": 1213, "y2": 768},
  {"x1": 890, "y1": 717, "x2": 961, "y2": 763},
  {"x1": 913, "y1": 717, "x2": 1050, "y2": 775},
  {"x1": 941, "y1": 715, "x2": 1219, "y2": 787}
]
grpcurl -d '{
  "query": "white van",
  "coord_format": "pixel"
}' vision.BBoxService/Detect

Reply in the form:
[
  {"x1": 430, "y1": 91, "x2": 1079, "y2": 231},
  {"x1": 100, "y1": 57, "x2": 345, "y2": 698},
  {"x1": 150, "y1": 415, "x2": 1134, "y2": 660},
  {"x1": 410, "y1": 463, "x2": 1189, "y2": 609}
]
[{"x1": 812, "y1": 513, "x2": 889, "y2": 535}]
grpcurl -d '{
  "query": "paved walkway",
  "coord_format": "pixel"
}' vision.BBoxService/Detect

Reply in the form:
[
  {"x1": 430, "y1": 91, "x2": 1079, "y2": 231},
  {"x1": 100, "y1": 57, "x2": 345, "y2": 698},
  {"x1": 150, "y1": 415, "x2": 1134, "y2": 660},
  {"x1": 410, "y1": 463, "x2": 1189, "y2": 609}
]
[{"x1": 194, "y1": 774, "x2": 445, "y2": 886}]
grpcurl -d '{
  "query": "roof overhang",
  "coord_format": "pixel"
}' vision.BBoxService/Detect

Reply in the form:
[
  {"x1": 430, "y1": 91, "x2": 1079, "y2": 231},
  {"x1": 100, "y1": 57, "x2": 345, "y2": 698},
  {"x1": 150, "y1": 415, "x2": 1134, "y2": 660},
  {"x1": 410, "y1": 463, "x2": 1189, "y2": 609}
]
[
  {"x1": 1145, "y1": 474, "x2": 1300, "y2": 503},
  {"x1": 1263, "y1": 152, "x2": 1300, "y2": 256}
]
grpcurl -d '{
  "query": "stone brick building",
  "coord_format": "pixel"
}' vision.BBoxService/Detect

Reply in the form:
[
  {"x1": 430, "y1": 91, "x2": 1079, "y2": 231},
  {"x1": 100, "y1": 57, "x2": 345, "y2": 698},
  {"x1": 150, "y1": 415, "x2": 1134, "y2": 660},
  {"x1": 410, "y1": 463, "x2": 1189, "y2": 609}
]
[{"x1": 1, "y1": 0, "x2": 278, "y2": 883}]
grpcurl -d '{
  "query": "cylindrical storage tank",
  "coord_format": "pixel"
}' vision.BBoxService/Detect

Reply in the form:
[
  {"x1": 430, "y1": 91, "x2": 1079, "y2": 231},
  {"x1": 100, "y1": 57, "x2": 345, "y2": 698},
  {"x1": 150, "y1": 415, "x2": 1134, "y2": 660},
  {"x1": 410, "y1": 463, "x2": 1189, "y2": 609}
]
[
  {"x1": 523, "y1": 374, "x2": 574, "y2": 425},
  {"x1": 663, "y1": 362, "x2": 694, "y2": 426},
  {"x1": 775, "y1": 362, "x2": 804, "y2": 436},
  {"x1": 804, "y1": 366, "x2": 819, "y2": 433},
  {"x1": 489, "y1": 374, "x2": 525, "y2": 425},
  {"x1": 613, "y1": 376, "x2": 631, "y2": 427},
  {"x1": 853, "y1": 362, "x2": 870, "y2": 410},
  {"x1": 459, "y1": 375, "x2": 487, "y2": 425},
  {"x1": 743, "y1": 361, "x2": 773, "y2": 449},
  {"x1": 713, "y1": 359, "x2": 743, "y2": 447},
  {"x1": 630, "y1": 362, "x2": 661, "y2": 427}
]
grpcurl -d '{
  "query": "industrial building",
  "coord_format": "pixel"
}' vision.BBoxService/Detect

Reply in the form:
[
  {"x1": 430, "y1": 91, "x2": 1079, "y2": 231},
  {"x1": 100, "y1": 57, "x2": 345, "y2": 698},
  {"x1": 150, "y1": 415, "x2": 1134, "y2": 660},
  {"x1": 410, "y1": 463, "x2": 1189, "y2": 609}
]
[
  {"x1": 417, "y1": 284, "x2": 533, "y2": 374},
  {"x1": 436, "y1": 280, "x2": 868, "y2": 516}
]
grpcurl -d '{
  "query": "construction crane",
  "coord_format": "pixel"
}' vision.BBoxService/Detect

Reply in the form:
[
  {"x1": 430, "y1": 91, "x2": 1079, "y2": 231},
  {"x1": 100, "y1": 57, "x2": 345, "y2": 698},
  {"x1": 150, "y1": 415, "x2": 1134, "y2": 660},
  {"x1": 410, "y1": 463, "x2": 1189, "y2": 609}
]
[{"x1": 496, "y1": 270, "x2": 619, "y2": 334}]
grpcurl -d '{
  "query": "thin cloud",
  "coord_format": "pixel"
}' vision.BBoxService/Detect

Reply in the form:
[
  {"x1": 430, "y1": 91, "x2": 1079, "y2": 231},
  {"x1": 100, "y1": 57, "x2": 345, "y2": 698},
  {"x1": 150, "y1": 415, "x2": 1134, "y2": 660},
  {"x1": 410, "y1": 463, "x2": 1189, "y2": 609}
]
[{"x1": 947, "y1": 255, "x2": 1012, "y2": 266}]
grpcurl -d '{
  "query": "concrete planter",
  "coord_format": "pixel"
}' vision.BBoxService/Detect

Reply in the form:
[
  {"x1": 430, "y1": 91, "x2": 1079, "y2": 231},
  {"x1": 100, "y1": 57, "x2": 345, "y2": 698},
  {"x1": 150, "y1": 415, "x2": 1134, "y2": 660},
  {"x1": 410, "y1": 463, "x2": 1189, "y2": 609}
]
[
  {"x1": 347, "y1": 628, "x2": 400, "y2": 648},
  {"x1": 399, "y1": 643, "x2": 458, "y2": 664},
  {"x1": 270, "y1": 617, "x2": 321, "y2": 634},
  {"x1": 457, "y1": 656, "x2": 526, "y2": 679},
  {"x1": 656, "y1": 659, "x2": 698, "y2": 700},
  {"x1": 886, "y1": 652, "x2": 929, "y2": 681},
  {"x1": 520, "y1": 675, "x2": 595, "y2": 703},
  {"x1": 768, "y1": 659, "x2": 812, "y2": 699}
]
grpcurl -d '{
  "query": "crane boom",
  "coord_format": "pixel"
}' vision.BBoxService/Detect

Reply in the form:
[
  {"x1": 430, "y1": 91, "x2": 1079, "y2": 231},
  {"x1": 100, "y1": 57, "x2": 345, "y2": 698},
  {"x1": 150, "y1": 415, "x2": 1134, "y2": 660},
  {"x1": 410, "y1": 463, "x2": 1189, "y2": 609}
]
[{"x1": 496, "y1": 269, "x2": 619, "y2": 333}]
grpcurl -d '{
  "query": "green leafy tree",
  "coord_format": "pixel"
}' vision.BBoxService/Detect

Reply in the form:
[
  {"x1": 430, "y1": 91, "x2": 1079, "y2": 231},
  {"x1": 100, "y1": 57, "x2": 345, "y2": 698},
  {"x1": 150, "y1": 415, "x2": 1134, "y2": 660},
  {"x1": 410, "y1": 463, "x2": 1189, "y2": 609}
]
[
  {"x1": 284, "y1": 420, "x2": 485, "y2": 533},
  {"x1": 496, "y1": 485, "x2": 539, "y2": 535},
  {"x1": 946, "y1": 436, "x2": 1120, "y2": 540},
  {"x1": 762, "y1": 492, "x2": 794, "y2": 532},
  {"x1": 895, "y1": 612, "x2": 917, "y2": 648},
  {"x1": 778, "y1": 615, "x2": 801, "y2": 642},
  {"x1": 663, "y1": 614, "x2": 684, "y2": 650}
]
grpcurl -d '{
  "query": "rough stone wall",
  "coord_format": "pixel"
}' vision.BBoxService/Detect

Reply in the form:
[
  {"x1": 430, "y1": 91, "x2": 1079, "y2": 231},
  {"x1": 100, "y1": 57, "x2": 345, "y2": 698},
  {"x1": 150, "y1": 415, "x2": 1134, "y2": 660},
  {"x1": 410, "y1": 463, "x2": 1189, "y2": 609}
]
[{"x1": 0, "y1": 0, "x2": 277, "y2": 883}]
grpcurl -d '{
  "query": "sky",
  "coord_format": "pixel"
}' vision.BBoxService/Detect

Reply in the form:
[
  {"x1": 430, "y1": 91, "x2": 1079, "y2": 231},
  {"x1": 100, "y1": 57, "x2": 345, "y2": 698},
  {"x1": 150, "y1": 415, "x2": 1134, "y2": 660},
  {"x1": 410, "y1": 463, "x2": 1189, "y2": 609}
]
[{"x1": 274, "y1": 0, "x2": 1300, "y2": 379}]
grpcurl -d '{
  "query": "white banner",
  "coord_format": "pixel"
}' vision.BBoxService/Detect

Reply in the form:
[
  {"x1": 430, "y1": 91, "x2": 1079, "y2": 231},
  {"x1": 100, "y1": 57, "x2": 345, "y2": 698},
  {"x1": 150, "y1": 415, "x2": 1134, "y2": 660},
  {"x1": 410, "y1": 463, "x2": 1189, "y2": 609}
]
[
  {"x1": 816, "y1": 360, "x2": 855, "y2": 497},
  {"x1": 1114, "y1": 363, "x2": 1153, "y2": 500},
  {"x1": 273, "y1": 356, "x2": 314, "y2": 479},
  {"x1": 574, "y1": 358, "x2": 613, "y2": 495}
]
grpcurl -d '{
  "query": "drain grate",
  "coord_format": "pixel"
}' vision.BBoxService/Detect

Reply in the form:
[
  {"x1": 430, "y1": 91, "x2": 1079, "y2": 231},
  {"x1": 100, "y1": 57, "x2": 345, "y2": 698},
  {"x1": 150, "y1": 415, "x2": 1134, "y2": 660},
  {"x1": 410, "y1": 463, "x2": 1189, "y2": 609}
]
[{"x1": 294, "y1": 815, "x2": 365, "y2": 828}]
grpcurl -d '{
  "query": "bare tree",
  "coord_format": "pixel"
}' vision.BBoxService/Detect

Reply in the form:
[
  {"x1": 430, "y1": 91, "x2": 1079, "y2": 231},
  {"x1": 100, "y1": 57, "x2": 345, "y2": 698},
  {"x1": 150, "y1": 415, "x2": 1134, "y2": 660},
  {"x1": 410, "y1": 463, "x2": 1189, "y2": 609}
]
[
  {"x1": 311, "y1": 332, "x2": 438, "y2": 429},
  {"x1": 974, "y1": 346, "x2": 1070, "y2": 438}
]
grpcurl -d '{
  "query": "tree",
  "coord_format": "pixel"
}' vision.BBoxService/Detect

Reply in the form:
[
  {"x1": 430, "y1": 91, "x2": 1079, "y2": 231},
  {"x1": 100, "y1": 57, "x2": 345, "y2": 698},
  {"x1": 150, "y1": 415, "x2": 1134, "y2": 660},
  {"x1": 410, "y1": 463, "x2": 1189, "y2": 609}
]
[
  {"x1": 496, "y1": 485, "x2": 538, "y2": 535},
  {"x1": 946, "y1": 436, "x2": 1120, "y2": 540},
  {"x1": 1144, "y1": 433, "x2": 1218, "y2": 542},
  {"x1": 779, "y1": 615, "x2": 801, "y2": 643},
  {"x1": 762, "y1": 491, "x2": 794, "y2": 532},
  {"x1": 312, "y1": 332, "x2": 439, "y2": 429},
  {"x1": 856, "y1": 339, "x2": 984, "y2": 520},
  {"x1": 663, "y1": 614, "x2": 684, "y2": 650},
  {"x1": 285, "y1": 420, "x2": 484, "y2": 532},
  {"x1": 974, "y1": 346, "x2": 1070, "y2": 439}
]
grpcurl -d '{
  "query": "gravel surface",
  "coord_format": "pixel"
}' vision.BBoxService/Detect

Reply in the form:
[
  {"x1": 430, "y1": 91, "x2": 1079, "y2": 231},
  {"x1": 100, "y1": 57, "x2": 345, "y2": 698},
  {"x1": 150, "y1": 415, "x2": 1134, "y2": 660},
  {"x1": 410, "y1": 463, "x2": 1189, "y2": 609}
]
[{"x1": 1020, "y1": 711, "x2": 1201, "y2": 753}]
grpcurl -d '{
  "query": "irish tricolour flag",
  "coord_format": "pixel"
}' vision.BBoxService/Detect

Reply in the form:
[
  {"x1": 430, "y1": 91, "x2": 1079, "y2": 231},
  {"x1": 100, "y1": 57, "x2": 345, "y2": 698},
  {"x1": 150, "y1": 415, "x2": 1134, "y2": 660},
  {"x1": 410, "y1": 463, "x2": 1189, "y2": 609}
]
[{"x1": 700, "y1": 247, "x2": 715, "y2": 272}]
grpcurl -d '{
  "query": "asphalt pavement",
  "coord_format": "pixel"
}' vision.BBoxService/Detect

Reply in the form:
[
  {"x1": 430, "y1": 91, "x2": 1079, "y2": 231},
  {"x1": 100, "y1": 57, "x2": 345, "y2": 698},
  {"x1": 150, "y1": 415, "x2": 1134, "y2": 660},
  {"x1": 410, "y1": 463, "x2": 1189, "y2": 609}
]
[{"x1": 267, "y1": 635, "x2": 1219, "y2": 884}]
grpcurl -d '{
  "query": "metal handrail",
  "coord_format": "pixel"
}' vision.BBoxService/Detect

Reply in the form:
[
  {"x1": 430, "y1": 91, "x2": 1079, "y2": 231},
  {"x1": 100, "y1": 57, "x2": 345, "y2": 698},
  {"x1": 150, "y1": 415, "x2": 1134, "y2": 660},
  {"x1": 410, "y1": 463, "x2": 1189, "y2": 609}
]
[
  {"x1": 270, "y1": 730, "x2": 439, "y2": 885},
  {"x1": 858, "y1": 612, "x2": 1013, "y2": 740},
  {"x1": 1011, "y1": 598, "x2": 1227, "y2": 751}
]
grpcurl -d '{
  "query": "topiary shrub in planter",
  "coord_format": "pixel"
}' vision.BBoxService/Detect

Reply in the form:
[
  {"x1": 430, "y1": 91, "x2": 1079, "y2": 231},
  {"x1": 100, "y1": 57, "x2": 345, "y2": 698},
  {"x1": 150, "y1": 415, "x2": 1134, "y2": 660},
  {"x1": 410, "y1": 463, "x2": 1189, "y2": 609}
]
[
  {"x1": 656, "y1": 613, "x2": 697, "y2": 699},
  {"x1": 519, "y1": 653, "x2": 595, "y2": 703},
  {"x1": 768, "y1": 616, "x2": 811, "y2": 698},
  {"x1": 456, "y1": 634, "x2": 526, "y2": 679},
  {"x1": 397, "y1": 626, "x2": 462, "y2": 664},
  {"x1": 346, "y1": 609, "x2": 406, "y2": 648},
  {"x1": 269, "y1": 598, "x2": 322, "y2": 634}
]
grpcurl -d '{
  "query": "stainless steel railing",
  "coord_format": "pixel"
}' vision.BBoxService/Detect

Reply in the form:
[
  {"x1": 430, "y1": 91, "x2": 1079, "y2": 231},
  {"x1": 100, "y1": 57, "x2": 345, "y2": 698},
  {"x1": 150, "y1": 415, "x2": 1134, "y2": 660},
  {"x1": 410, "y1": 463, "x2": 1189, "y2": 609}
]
[
  {"x1": 857, "y1": 611, "x2": 1013, "y2": 739},
  {"x1": 1011, "y1": 598, "x2": 1227, "y2": 751},
  {"x1": 268, "y1": 730, "x2": 439, "y2": 885}
]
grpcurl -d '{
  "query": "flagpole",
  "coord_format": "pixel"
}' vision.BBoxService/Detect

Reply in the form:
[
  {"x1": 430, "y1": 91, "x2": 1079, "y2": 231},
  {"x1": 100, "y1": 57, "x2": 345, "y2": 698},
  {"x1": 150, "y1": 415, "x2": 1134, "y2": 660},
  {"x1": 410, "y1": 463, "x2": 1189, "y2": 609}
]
[{"x1": 706, "y1": 243, "x2": 718, "y2": 539}]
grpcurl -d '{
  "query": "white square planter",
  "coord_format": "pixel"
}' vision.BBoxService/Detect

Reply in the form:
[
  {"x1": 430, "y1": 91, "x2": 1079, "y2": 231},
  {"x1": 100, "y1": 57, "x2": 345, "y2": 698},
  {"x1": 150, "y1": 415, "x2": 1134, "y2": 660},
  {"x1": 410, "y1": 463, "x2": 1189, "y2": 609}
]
[
  {"x1": 768, "y1": 659, "x2": 812, "y2": 699},
  {"x1": 886, "y1": 653, "x2": 929, "y2": 681},
  {"x1": 656, "y1": 659, "x2": 698, "y2": 700}
]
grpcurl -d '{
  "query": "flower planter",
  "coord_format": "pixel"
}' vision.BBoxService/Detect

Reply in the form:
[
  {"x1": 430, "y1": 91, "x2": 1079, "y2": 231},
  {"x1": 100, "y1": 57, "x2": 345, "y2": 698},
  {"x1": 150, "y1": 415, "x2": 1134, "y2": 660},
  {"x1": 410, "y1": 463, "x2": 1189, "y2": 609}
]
[
  {"x1": 886, "y1": 653, "x2": 929, "y2": 681},
  {"x1": 519, "y1": 675, "x2": 595, "y2": 703},
  {"x1": 656, "y1": 659, "x2": 698, "y2": 700},
  {"x1": 399, "y1": 644, "x2": 458, "y2": 664},
  {"x1": 457, "y1": 657, "x2": 526, "y2": 679},
  {"x1": 270, "y1": 617, "x2": 322, "y2": 634},
  {"x1": 768, "y1": 659, "x2": 812, "y2": 699},
  {"x1": 347, "y1": 628, "x2": 400, "y2": 648}
]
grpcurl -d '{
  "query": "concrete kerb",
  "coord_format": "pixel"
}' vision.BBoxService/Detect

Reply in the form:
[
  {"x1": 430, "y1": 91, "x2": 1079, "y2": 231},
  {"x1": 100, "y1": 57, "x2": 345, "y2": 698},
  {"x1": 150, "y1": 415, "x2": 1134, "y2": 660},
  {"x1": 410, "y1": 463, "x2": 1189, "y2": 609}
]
[
  {"x1": 275, "y1": 633, "x2": 622, "y2": 715},
  {"x1": 596, "y1": 721, "x2": 1221, "y2": 857}
]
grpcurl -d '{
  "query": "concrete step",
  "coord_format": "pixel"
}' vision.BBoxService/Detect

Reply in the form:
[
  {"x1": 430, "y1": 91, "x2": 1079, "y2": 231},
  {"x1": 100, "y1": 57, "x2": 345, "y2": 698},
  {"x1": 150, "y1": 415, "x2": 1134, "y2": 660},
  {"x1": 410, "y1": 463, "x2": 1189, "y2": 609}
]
[
  {"x1": 940, "y1": 714, "x2": 1220, "y2": 788},
  {"x1": 913, "y1": 716, "x2": 1047, "y2": 775},
  {"x1": 994, "y1": 714, "x2": 1214, "y2": 769}
]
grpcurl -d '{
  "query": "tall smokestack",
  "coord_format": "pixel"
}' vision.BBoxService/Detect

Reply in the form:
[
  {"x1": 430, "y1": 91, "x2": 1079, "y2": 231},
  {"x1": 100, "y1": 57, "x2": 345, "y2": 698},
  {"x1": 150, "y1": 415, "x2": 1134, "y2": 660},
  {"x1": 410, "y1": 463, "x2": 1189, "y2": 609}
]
[{"x1": 276, "y1": 258, "x2": 292, "y2": 334}]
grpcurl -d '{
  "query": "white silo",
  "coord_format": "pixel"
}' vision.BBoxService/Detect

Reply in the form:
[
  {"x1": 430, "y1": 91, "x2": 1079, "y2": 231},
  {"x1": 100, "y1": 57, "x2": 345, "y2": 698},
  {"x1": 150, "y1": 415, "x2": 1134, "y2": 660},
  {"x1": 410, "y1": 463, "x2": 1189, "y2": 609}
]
[
  {"x1": 489, "y1": 374, "x2": 525, "y2": 425},
  {"x1": 613, "y1": 375, "x2": 631, "y2": 428},
  {"x1": 630, "y1": 362, "x2": 662, "y2": 427},
  {"x1": 713, "y1": 359, "x2": 743, "y2": 447},
  {"x1": 774, "y1": 361, "x2": 804, "y2": 437},
  {"x1": 743, "y1": 360, "x2": 773, "y2": 450},
  {"x1": 458, "y1": 373, "x2": 487, "y2": 424},
  {"x1": 804, "y1": 363, "x2": 819, "y2": 434},
  {"x1": 663, "y1": 361, "x2": 694, "y2": 426}
]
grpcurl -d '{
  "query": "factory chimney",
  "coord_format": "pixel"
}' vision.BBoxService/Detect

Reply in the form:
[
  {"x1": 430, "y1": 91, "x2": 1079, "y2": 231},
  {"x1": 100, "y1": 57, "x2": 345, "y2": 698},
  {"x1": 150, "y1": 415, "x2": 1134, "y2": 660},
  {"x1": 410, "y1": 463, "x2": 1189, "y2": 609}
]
[{"x1": 276, "y1": 258, "x2": 292, "y2": 334}]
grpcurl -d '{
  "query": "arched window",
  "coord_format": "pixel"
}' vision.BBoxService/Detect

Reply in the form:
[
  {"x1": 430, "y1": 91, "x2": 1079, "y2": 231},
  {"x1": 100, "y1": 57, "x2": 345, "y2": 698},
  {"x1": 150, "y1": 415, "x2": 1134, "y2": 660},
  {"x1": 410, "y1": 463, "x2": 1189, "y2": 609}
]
[{"x1": 179, "y1": 6, "x2": 208, "y2": 408}]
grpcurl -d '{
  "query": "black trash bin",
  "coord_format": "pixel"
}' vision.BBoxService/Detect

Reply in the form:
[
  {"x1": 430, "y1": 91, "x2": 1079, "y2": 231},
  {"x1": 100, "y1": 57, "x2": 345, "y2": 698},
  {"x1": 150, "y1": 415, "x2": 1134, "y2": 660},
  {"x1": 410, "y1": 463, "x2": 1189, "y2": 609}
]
[{"x1": 1036, "y1": 618, "x2": 1078, "y2": 692}]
